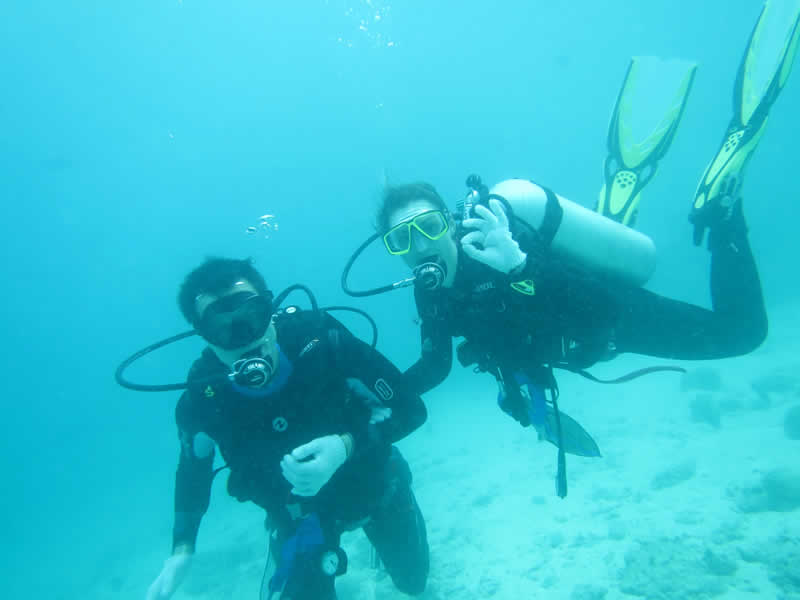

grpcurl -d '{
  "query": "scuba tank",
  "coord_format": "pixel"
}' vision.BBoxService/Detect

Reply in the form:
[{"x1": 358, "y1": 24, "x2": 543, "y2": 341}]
[{"x1": 486, "y1": 178, "x2": 656, "y2": 286}]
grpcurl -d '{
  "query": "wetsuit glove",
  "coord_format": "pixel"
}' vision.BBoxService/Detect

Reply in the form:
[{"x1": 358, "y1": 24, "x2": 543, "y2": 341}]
[
  {"x1": 281, "y1": 434, "x2": 348, "y2": 497},
  {"x1": 461, "y1": 199, "x2": 527, "y2": 274},
  {"x1": 146, "y1": 552, "x2": 192, "y2": 600}
]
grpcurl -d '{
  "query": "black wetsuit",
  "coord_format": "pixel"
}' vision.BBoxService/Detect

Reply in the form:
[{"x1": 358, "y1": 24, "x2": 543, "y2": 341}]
[
  {"x1": 405, "y1": 201, "x2": 768, "y2": 407},
  {"x1": 173, "y1": 309, "x2": 429, "y2": 599}
]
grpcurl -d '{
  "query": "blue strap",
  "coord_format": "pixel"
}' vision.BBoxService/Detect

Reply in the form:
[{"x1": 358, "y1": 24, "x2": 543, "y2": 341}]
[
  {"x1": 516, "y1": 373, "x2": 547, "y2": 429},
  {"x1": 269, "y1": 512, "x2": 325, "y2": 593},
  {"x1": 497, "y1": 371, "x2": 568, "y2": 498},
  {"x1": 496, "y1": 372, "x2": 548, "y2": 430}
]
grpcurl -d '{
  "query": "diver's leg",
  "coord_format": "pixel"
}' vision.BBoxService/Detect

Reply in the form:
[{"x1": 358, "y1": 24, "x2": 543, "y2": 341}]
[
  {"x1": 706, "y1": 191, "x2": 768, "y2": 353},
  {"x1": 610, "y1": 0, "x2": 800, "y2": 358},
  {"x1": 363, "y1": 448, "x2": 429, "y2": 596},
  {"x1": 611, "y1": 200, "x2": 766, "y2": 361}
]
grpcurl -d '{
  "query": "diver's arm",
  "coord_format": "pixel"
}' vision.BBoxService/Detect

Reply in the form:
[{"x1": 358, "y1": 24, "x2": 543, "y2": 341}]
[
  {"x1": 336, "y1": 321, "x2": 428, "y2": 447},
  {"x1": 146, "y1": 409, "x2": 214, "y2": 600},
  {"x1": 172, "y1": 419, "x2": 215, "y2": 553},
  {"x1": 403, "y1": 313, "x2": 453, "y2": 396}
]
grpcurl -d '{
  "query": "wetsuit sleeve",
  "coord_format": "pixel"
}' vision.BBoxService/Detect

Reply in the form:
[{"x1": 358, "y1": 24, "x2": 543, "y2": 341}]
[
  {"x1": 403, "y1": 294, "x2": 453, "y2": 395},
  {"x1": 332, "y1": 319, "x2": 427, "y2": 450},
  {"x1": 172, "y1": 393, "x2": 215, "y2": 552}
]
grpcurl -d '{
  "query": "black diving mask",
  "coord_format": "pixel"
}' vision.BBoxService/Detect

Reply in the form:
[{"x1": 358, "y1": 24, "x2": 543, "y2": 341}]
[
  {"x1": 196, "y1": 291, "x2": 274, "y2": 350},
  {"x1": 115, "y1": 283, "x2": 378, "y2": 393}
]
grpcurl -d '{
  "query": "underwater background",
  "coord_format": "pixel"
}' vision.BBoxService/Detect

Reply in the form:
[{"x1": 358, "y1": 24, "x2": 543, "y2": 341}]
[{"x1": 1, "y1": 1, "x2": 799, "y2": 598}]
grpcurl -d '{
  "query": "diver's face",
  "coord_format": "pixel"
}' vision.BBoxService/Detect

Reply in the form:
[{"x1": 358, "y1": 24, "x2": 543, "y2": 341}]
[
  {"x1": 195, "y1": 279, "x2": 278, "y2": 367},
  {"x1": 387, "y1": 199, "x2": 458, "y2": 287}
]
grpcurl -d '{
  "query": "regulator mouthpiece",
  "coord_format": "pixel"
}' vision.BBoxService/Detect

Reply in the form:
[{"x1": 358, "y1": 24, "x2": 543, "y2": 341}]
[{"x1": 414, "y1": 262, "x2": 445, "y2": 291}]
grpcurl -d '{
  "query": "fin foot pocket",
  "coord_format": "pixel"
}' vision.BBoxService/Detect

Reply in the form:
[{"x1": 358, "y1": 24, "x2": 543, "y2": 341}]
[{"x1": 692, "y1": 0, "x2": 800, "y2": 245}]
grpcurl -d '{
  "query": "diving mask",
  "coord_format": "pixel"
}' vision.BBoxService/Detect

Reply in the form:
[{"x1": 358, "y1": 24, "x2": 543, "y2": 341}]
[
  {"x1": 195, "y1": 291, "x2": 274, "y2": 350},
  {"x1": 383, "y1": 210, "x2": 449, "y2": 255}
]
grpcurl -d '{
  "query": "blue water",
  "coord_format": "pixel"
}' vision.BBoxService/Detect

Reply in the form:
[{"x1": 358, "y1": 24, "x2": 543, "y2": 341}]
[{"x1": 1, "y1": 1, "x2": 797, "y2": 598}]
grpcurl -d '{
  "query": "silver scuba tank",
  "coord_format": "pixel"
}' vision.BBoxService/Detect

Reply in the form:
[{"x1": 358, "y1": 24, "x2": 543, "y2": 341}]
[{"x1": 489, "y1": 178, "x2": 656, "y2": 286}]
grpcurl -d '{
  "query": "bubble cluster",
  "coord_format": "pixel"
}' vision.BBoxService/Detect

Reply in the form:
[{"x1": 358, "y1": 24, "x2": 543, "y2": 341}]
[
  {"x1": 337, "y1": 0, "x2": 395, "y2": 49},
  {"x1": 246, "y1": 214, "x2": 278, "y2": 238}
]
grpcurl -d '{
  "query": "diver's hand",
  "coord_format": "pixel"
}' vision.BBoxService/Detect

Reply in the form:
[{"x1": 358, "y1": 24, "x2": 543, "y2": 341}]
[
  {"x1": 145, "y1": 552, "x2": 192, "y2": 600},
  {"x1": 369, "y1": 406, "x2": 392, "y2": 424},
  {"x1": 461, "y1": 199, "x2": 526, "y2": 274},
  {"x1": 281, "y1": 435, "x2": 348, "y2": 497}
]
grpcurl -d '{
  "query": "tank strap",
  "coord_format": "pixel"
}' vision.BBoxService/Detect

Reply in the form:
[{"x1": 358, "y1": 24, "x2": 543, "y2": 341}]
[{"x1": 538, "y1": 185, "x2": 564, "y2": 247}]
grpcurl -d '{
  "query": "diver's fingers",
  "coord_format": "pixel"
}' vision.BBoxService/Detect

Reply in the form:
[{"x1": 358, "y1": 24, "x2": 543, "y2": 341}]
[
  {"x1": 369, "y1": 406, "x2": 392, "y2": 424},
  {"x1": 462, "y1": 217, "x2": 489, "y2": 233},
  {"x1": 472, "y1": 203, "x2": 499, "y2": 227},
  {"x1": 460, "y1": 242, "x2": 482, "y2": 262},
  {"x1": 460, "y1": 230, "x2": 485, "y2": 248},
  {"x1": 488, "y1": 199, "x2": 509, "y2": 229}
]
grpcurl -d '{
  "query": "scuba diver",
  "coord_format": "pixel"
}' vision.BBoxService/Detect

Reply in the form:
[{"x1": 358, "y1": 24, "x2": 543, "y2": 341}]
[
  {"x1": 342, "y1": 0, "x2": 798, "y2": 496},
  {"x1": 139, "y1": 258, "x2": 429, "y2": 600}
]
